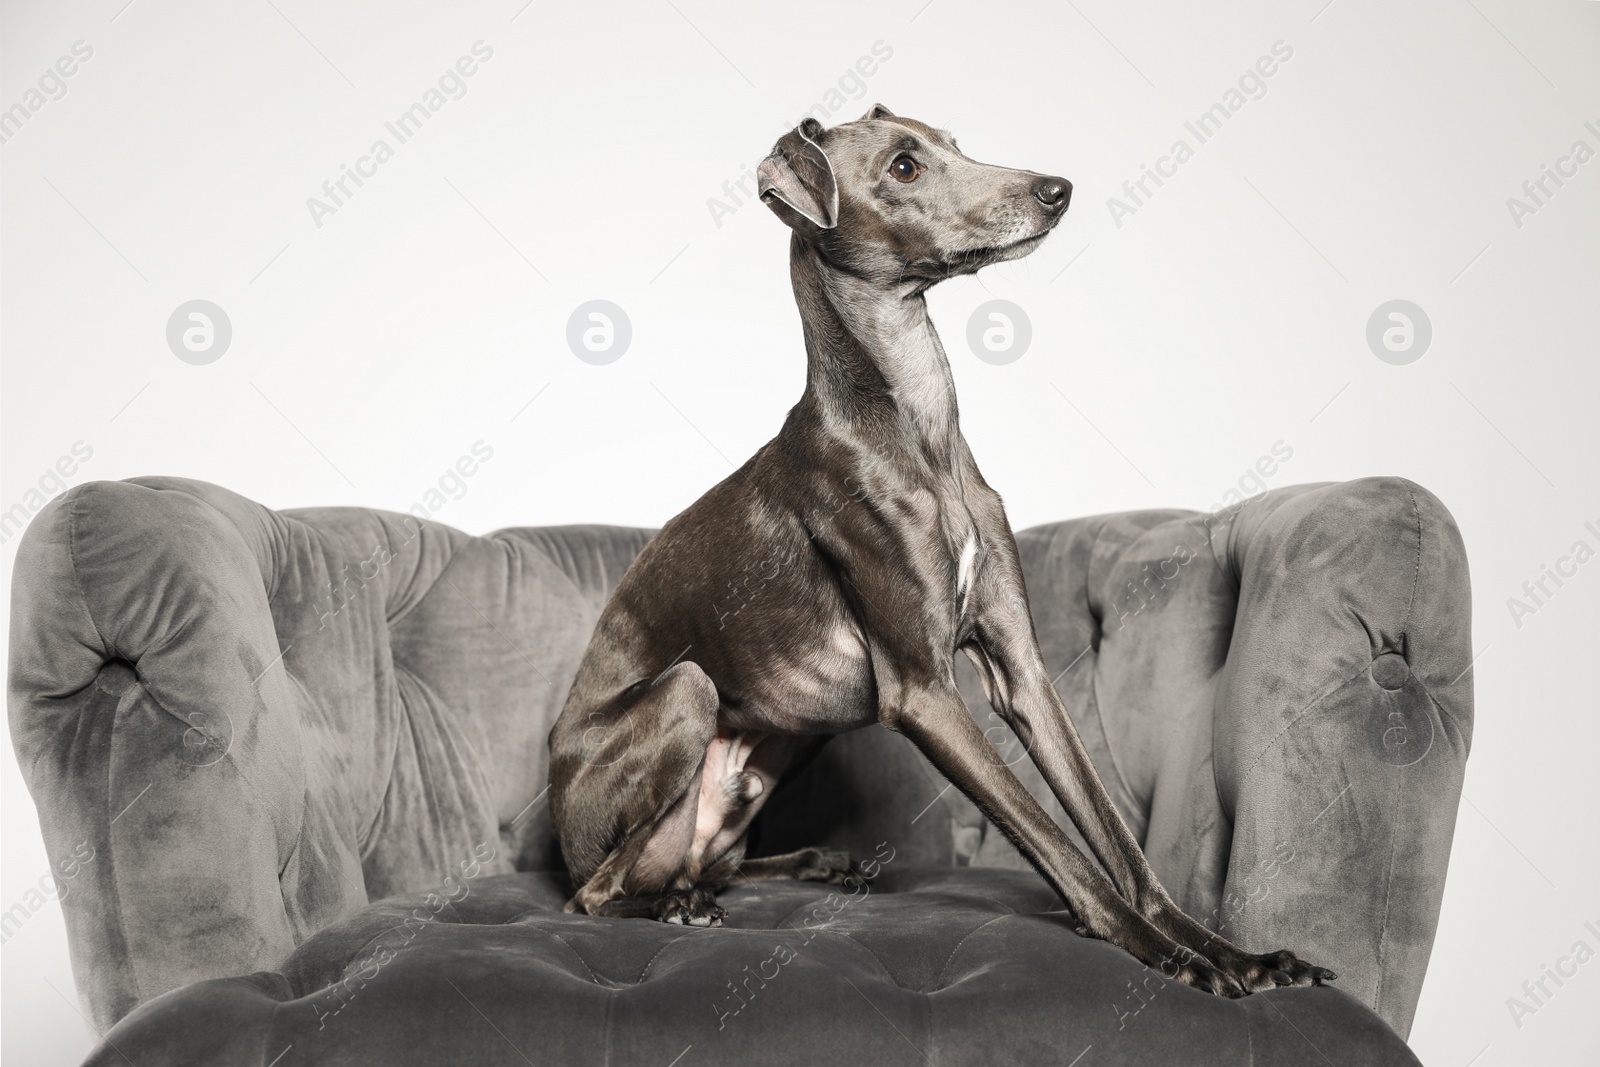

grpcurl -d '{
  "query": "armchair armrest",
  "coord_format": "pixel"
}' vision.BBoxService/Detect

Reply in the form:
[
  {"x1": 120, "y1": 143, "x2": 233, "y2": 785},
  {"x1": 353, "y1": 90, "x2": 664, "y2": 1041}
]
[
  {"x1": 965, "y1": 477, "x2": 1470, "y2": 1039},
  {"x1": 1211, "y1": 477, "x2": 1473, "y2": 1037},
  {"x1": 8, "y1": 476, "x2": 611, "y2": 1033},
  {"x1": 7, "y1": 479, "x2": 367, "y2": 1029}
]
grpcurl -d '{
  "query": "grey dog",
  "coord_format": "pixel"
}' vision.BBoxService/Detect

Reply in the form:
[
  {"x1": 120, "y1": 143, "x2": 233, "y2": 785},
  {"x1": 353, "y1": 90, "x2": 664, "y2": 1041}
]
[{"x1": 549, "y1": 105, "x2": 1334, "y2": 997}]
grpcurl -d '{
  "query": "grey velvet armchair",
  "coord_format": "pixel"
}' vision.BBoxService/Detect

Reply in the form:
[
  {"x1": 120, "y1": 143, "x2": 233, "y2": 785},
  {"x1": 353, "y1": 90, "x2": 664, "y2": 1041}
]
[{"x1": 8, "y1": 474, "x2": 1472, "y2": 1065}]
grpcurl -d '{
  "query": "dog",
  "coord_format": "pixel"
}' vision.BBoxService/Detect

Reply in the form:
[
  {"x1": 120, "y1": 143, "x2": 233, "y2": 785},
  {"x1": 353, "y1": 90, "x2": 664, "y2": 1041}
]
[{"x1": 548, "y1": 105, "x2": 1334, "y2": 997}]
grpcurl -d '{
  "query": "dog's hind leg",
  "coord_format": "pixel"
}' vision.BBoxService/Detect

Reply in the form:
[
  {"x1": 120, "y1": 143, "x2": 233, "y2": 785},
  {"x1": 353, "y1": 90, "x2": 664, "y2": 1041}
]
[
  {"x1": 734, "y1": 848, "x2": 860, "y2": 885},
  {"x1": 549, "y1": 661, "x2": 719, "y2": 917}
]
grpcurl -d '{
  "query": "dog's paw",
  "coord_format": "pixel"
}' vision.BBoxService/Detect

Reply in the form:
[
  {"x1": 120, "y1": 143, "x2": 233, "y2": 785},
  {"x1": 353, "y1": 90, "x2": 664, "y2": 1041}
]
[
  {"x1": 792, "y1": 847, "x2": 864, "y2": 886},
  {"x1": 1206, "y1": 947, "x2": 1336, "y2": 994},
  {"x1": 1166, "y1": 952, "x2": 1247, "y2": 999},
  {"x1": 654, "y1": 889, "x2": 726, "y2": 928},
  {"x1": 1237, "y1": 948, "x2": 1337, "y2": 991}
]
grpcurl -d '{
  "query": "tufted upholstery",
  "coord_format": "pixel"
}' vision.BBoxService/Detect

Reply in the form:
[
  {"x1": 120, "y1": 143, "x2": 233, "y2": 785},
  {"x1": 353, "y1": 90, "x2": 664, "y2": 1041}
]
[
  {"x1": 7, "y1": 475, "x2": 1472, "y2": 1064},
  {"x1": 80, "y1": 869, "x2": 1419, "y2": 1066}
]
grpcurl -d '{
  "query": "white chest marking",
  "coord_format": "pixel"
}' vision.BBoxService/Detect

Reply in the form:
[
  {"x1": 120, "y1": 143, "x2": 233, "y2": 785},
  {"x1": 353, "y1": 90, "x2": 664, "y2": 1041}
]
[{"x1": 956, "y1": 533, "x2": 979, "y2": 598}]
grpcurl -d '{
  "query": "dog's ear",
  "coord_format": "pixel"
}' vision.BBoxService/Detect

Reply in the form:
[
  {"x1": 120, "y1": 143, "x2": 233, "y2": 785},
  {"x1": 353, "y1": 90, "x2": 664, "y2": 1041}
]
[
  {"x1": 861, "y1": 103, "x2": 894, "y2": 120},
  {"x1": 757, "y1": 118, "x2": 838, "y2": 231}
]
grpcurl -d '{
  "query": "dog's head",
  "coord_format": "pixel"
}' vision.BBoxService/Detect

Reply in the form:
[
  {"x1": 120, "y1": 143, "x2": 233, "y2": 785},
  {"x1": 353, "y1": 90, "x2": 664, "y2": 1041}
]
[{"x1": 757, "y1": 105, "x2": 1069, "y2": 284}]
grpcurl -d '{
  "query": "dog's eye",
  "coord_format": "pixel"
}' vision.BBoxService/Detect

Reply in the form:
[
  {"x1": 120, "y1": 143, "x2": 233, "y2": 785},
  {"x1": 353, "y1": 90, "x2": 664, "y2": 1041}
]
[{"x1": 889, "y1": 155, "x2": 921, "y2": 183}]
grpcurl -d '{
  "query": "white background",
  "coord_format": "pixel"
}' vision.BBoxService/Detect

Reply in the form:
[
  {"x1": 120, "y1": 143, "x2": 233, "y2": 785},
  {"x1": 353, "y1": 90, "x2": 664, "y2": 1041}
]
[{"x1": 3, "y1": 0, "x2": 1597, "y2": 1063}]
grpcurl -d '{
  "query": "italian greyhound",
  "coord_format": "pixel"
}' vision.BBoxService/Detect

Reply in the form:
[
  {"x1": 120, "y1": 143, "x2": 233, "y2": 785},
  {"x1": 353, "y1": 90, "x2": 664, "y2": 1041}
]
[{"x1": 549, "y1": 106, "x2": 1334, "y2": 996}]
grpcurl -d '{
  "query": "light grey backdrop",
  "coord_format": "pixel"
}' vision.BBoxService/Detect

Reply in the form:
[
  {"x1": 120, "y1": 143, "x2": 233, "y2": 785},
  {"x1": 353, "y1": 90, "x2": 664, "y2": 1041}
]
[{"x1": 3, "y1": 0, "x2": 1597, "y2": 1064}]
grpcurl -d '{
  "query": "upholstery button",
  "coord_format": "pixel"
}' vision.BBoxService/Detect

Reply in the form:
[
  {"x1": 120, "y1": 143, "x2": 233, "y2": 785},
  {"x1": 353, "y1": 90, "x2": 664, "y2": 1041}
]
[{"x1": 1370, "y1": 652, "x2": 1409, "y2": 691}]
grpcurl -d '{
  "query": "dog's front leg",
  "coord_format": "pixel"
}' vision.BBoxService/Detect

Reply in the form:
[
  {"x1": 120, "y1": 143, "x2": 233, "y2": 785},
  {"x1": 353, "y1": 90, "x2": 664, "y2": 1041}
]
[
  {"x1": 807, "y1": 488, "x2": 1240, "y2": 993},
  {"x1": 963, "y1": 551, "x2": 1335, "y2": 992},
  {"x1": 877, "y1": 667, "x2": 1245, "y2": 996}
]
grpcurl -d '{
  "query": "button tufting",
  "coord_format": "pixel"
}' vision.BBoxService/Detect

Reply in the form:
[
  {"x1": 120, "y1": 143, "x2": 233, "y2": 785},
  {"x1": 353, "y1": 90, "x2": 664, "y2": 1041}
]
[
  {"x1": 90, "y1": 867, "x2": 1422, "y2": 1061},
  {"x1": 1370, "y1": 652, "x2": 1409, "y2": 691}
]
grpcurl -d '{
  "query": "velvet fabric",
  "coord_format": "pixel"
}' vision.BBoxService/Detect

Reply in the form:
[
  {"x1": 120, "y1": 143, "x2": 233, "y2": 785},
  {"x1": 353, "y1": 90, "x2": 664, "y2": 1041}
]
[{"x1": 7, "y1": 476, "x2": 1471, "y2": 1064}]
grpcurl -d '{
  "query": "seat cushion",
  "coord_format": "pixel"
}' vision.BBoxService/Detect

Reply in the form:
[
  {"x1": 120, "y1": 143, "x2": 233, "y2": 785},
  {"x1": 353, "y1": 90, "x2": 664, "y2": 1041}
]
[{"x1": 86, "y1": 866, "x2": 1417, "y2": 1066}]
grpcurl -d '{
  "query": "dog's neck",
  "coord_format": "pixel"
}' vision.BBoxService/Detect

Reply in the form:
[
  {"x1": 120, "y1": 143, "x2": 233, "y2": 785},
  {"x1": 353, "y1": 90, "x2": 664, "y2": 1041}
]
[{"x1": 789, "y1": 237, "x2": 961, "y2": 464}]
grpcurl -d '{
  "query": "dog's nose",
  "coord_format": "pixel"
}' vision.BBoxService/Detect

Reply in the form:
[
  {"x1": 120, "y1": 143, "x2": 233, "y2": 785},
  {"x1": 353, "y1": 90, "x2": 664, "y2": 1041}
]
[{"x1": 1034, "y1": 177, "x2": 1072, "y2": 210}]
